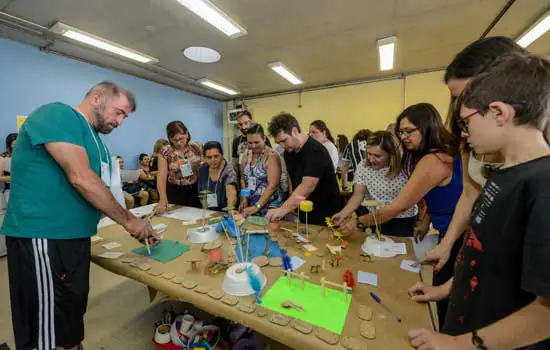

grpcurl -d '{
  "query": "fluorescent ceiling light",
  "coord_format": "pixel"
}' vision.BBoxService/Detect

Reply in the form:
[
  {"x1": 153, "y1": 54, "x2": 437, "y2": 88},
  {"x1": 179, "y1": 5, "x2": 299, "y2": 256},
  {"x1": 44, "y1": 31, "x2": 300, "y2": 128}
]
[
  {"x1": 517, "y1": 10, "x2": 550, "y2": 48},
  {"x1": 377, "y1": 36, "x2": 396, "y2": 71},
  {"x1": 197, "y1": 78, "x2": 239, "y2": 95},
  {"x1": 268, "y1": 62, "x2": 303, "y2": 85},
  {"x1": 176, "y1": 0, "x2": 247, "y2": 38},
  {"x1": 183, "y1": 46, "x2": 221, "y2": 63},
  {"x1": 50, "y1": 22, "x2": 158, "y2": 64}
]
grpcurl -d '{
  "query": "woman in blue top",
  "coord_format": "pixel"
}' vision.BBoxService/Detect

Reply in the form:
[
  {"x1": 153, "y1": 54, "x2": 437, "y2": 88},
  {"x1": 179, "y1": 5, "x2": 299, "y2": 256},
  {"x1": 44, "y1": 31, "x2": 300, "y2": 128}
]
[
  {"x1": 197, "y1": 141, "x2": 238, "y2": 212},
  {"x1": 342, "y1": 103, "x2": 462, "y2": 324}
]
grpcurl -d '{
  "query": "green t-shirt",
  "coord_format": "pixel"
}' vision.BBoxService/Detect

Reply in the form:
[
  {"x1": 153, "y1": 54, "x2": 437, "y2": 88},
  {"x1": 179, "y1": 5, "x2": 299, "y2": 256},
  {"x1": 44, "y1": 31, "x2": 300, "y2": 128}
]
[{"x1": 1, "y1": 102, "x2": 111, "y2": 239}]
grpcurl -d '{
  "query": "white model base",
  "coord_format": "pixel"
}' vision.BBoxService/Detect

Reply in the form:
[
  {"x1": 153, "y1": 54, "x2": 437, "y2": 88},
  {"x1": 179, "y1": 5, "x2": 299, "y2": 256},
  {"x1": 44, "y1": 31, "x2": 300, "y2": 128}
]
[
  {"x1": 361, "y1": 235, "x2": 395, "y2": 258},
  {"x1": 187, "y1": 224, "x2": 218, "y2": 244},
  {"x1": 222, "y1": 262, "x2": 267, "y2": 297}
]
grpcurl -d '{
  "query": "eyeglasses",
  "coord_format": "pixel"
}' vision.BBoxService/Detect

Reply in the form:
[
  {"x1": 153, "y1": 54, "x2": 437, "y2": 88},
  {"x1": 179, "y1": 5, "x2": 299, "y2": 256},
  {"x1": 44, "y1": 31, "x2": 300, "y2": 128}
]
[
  {"x1": 456, "y1": 110, "x2": 482, "y2": 133},
  {"x1": 397, "y1": 128, "x2": 419, "y2": 137}
]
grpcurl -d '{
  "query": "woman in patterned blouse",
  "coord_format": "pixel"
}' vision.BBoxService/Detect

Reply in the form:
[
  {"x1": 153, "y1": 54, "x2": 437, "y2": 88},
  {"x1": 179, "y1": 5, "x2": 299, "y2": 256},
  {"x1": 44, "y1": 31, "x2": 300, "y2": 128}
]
[
  {"x1": 156, "y1": 121, "x2": 203, "y2": 213},
  {"x1": 331, "y1": 130, "x2": 418, "y2": 237}
]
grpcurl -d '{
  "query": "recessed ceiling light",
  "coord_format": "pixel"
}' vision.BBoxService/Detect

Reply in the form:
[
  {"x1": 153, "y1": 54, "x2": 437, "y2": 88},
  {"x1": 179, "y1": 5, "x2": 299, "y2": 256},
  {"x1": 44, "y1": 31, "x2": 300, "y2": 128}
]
[
  {"x1": 176, "y1": 0, "x2": 247, "y2": 38},
  {"x1": 267, "y1": 62, "x2": 303, "y2": 85},
  {"x1": 377, "y1": 36, "x2": 396, "y2": 71},
  {"x1": 197, "y1": 78, "x2": 239, "y2": 95},
  {"x1": 517, "y1": 10, "x2": 550, "y2": 48},
  {"x1": 50, "y1": 22, "x2": 158, "y2": 64},
  {"x1": 183, "y1": 46, "x2": 221, "y2": 63}
]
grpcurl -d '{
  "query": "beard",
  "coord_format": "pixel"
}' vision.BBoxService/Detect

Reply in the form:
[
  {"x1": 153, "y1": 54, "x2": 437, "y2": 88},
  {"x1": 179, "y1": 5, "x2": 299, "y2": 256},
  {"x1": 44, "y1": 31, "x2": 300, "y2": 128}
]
[{"x1": 93, "y1": 103, "x2": 115, "y2": 134}]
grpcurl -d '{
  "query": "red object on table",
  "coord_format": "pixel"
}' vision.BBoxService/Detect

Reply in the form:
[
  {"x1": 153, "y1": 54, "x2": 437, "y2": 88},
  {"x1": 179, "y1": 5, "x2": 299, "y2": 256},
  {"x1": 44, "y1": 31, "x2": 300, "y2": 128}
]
[
  {"x1": 268, "y1": 222, "x2": 280, "y2": 231},
  {"x1": 343, "y1": 268, "x2": 356, "y2": 289},
  {"x1": 208, "y1": 248, "x2": 222, "y2": 262}
]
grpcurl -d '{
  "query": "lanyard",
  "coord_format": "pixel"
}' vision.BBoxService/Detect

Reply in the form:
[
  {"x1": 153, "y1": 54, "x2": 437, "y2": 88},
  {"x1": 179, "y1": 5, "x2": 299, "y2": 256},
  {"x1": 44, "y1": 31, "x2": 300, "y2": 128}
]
[
  {"x1": 74, "y1": 108, "x2": 112, "y2": 175},
  {"x1": 207, "y1": 161, "x2": 225, "y2": 195}
]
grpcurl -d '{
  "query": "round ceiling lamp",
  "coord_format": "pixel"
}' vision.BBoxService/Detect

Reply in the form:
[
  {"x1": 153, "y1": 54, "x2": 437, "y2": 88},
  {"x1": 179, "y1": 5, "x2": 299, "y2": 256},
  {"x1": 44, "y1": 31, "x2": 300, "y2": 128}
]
[{"x1": 183, "y1": 46, "x2": 221, "y2": 63}]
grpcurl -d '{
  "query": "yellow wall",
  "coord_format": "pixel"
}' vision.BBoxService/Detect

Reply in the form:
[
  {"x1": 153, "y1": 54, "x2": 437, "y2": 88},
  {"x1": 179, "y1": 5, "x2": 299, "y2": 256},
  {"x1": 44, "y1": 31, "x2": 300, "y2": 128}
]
[{"x1": 226, "y1": 70, "x2": 450, "y2": 143}]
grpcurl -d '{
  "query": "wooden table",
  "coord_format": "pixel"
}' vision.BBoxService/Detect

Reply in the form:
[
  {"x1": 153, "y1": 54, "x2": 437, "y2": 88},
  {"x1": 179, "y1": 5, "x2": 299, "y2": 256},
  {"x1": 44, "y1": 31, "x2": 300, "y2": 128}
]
[{"x1": 92, "y1": 210, "x2": 434, "y2": 349}]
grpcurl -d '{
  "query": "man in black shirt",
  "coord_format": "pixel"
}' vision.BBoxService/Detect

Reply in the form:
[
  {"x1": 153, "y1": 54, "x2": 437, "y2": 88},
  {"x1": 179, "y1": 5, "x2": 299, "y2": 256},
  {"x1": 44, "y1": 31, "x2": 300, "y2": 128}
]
[
  {"x1": 408, "y1": 54, "x2": 550, "y2": 349},
  {"x1": 265, "y1": 112, "x2": 341, "y2": 225}
]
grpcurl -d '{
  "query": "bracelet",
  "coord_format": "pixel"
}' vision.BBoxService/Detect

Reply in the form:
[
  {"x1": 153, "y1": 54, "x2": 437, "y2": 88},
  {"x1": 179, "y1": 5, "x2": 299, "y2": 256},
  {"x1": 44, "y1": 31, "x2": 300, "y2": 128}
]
[{"x1": 472, "y1": 330, "x2": 487, "y2": 350}]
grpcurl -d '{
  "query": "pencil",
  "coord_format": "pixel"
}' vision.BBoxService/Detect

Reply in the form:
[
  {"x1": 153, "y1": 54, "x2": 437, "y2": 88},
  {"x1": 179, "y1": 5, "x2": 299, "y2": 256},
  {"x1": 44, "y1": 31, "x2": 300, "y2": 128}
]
[{"x1": 145, "y1": 238, "x2": 151, "y2": 256}]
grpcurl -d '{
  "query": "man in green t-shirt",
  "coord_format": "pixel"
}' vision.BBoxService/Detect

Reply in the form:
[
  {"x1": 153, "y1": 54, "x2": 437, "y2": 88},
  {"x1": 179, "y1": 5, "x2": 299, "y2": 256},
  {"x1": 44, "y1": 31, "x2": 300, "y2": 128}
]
[{"x1": 2, "y1": 81, "x2": 153, "y2": 350}]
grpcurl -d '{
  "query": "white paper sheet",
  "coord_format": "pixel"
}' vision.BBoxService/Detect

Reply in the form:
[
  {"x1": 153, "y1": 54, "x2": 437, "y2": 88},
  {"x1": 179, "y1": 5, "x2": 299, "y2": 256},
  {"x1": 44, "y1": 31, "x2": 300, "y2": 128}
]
[
  {"x1": 290, "y1": 256, "x2": 306, "y2": 270},
  {"x1": 161, "y1": 207, "x2": 215, "y2": 222},
  {"x1": 358, "y1": 271, "x2": 378, "y2": 287},
  {"x1": 400, "y1": 260, "x2": 421, "y2": 273},
  {"x1": 102, "y1": 242, "x2": 121, "y2": 250}
]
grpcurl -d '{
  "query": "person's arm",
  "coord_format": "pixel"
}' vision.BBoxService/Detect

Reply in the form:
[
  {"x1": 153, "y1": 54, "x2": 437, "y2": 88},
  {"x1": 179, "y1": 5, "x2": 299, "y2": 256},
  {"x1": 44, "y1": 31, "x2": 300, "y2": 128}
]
[
  {"x1": 358, "y1": 154, "x2": 452, "y2": 227},
  {"x1": 139, "y1": 168, "x2": 154, "y2": 182},
  {"x1": 341, "y1": 162, "x2": 350, "y2": 189},
  {"x1": 156, "y1": 153, "x2": 169, "y2": 213},
  {"x1": 279, "y1": 176, "x2": 319, "y2": 213},
  {"x1": 452, "y1": 298, "x2": 550, "y2": 349},
  {"x1": 226, "y1": 184, "x2": 237, "y2": 209},
  {"x1": 420, "y1": 152, "x2": 480, "y2": 271},
  {"x1": 255, "y1": 154, "x2": 281, "y2": 208},
  {"x1": 45, "y1": 142, "x2": 151, "y2": 239}
]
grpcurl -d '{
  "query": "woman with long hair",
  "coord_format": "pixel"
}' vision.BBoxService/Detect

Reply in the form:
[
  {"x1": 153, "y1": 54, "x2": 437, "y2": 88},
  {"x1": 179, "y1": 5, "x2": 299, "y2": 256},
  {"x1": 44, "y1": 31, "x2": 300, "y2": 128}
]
[
  {"x1": 155, "y1": 121, "x2": 203, "y2": 213},
  {"x1": 419, "y1": 37, "x2": 527, "y2": 272},
  {"x1": 309, "y1": 120, "x2": 339, "y2": 172},
  {"x1": 341, "y1": 128, "x2": 372, "y2": 190},
  {"x1": 342, "y1": 103, "x2": 462, "y2": 324},
  {"x1": 239, "y1": 124, "x2": 284, "y2": 217},
  {"x1": 332, "y1": 131, "x2": 417, "y2": 236},
  {"x1": 150, "y1": 138, "x2": 169, "y2": 173}
]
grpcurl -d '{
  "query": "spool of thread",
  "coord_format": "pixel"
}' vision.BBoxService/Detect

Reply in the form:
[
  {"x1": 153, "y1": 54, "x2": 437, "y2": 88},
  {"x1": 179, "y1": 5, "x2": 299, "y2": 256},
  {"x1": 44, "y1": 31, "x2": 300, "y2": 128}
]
[
  {"x1": 154, "y1": 324, "x2": 171, "y2": 344},
  {"x1": 299, "y1": 200, "x2": 313, "y2": 212},
  {"x1": 179, "y1": 314, "x2": 195, "y2": 335},
  {"x1": 268, "y1": 222, "x2": 280, "y2": 231}
]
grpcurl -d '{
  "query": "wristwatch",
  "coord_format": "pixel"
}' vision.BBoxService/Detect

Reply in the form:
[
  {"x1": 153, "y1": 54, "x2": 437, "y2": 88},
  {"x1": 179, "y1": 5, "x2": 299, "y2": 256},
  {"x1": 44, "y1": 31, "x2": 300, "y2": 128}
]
[{"x1": 255, "y1": 202, "x2": 262, "y2": 210}]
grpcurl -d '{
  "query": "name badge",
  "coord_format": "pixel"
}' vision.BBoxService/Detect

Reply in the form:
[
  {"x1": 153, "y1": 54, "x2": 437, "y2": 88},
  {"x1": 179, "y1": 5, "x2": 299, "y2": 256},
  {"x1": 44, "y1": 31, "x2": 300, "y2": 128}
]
[
  {"x1": 101, "y1": 161, "x2": 111, "y2": 186},
  {"x1": 207, "y1": 193, "x2": 218, "y2": 208},
  {"x1": 248, "y1": 176, "x2": 257, "y2": 190},
  {"x1": 180, "y1": 162, "x2": 193, "y2": 177}
]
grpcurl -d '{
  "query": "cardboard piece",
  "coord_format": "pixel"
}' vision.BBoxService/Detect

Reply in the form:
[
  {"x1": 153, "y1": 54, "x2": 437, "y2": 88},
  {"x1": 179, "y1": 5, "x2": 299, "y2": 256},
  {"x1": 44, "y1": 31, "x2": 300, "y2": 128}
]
[
  {"x1": 360, "y1": 322, "x2": 376, "y2": 340},
  {"x1": 237, "y1": 301, "x2": 256, "y2": 314},
  {"x1": 358, "y1": 305, "x2": 373, "y2": 321},
  {"x1": 290, "y1": 319, "x2": 313, "y2": 334},
  {"x1": 262, "y1": 276, "x2": 352, "y2": 334},
  {"x1": 182, "y1": 280, "x2": 197, "y2": 290},
  {"x1": 207, "y1": 289, "x2": 224, "y2": 300},
  {"x1": 314, "y1": 328, "x2": 340, "y2": 345},
  {"x1": 341, "y1": 336, "x2": 367, "y2": 350},
  {"x1": 268, "y1": 314, "x2": 290, "y2": 326}
]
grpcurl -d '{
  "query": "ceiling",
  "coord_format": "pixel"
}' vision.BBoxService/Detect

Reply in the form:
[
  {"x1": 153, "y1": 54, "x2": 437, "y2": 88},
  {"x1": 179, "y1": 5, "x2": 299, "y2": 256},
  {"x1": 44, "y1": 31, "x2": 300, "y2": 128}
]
[{"x1": 0, "y1": 0, "x2": 549, "y2": 100}]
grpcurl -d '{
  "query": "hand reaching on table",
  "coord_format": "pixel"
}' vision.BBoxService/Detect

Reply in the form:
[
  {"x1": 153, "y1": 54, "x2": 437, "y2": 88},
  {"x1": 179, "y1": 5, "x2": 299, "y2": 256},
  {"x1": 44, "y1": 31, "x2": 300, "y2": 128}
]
[{"x1": 124, "y1": 216, "x2": 154, "y2": 241}]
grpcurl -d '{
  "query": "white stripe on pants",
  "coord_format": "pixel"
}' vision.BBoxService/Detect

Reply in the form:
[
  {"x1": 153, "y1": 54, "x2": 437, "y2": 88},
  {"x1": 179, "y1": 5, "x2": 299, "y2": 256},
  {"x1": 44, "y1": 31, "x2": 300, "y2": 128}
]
[{"x1": 32, "y1": 238, "x2": 55, "y2": 350}]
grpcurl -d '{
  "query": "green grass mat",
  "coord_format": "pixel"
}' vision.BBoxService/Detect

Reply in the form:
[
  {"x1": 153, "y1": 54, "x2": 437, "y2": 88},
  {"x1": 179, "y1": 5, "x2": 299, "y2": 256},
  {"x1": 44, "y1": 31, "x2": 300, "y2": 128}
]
[
  {"x1": 132, "y1": 240, "x2": 189, "y2": 263},
  {"x1": 261, "y1": 275, "x2": 352, "y2": 334}
]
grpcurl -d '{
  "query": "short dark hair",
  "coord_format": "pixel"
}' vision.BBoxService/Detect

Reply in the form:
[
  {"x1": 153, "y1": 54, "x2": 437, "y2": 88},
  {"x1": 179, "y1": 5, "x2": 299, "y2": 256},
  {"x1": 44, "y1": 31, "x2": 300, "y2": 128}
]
[
  {"x1": 166, "y1": 121, "x2": 190, "y2": 144},
  {"x1": 85, "y1": 81, "x2": 136, "y2": 112},
  {"x1": 456, "y1": 53, "x2": 550, "y2": 132},
  {"x1": 245, "y1": 123, "x2": 265, "y2": 137},
  {"x1": 238, "y1": 110, "x2": 253, "y2": 120},
  {"x1": 352, "y1": 129, "x2": 372, "y2": 142},
  {"x1": 444, "y1": 37, "x2": 527, "y2": 145},
  {"x1": 5, "y1": 133, "x2": 17, "y2": 154},
  {"x1": 444, "y1": 37, "x2": 526, "y2": 83},
  {"x1": 310, "y1": 120, "x2": 335, "y2": 143},
  {"x1": 139, "y1": 153, "x2": 148, "y2": 161},
  {"x1": 203, "y1": 141, "x2": 223, "y2": 156},
  {"x1": 268, "y1": 112, "x2": 301, "y2": 137},
  {"x1": 396, "y1": 103, "x2": 460, "y2": 175}
]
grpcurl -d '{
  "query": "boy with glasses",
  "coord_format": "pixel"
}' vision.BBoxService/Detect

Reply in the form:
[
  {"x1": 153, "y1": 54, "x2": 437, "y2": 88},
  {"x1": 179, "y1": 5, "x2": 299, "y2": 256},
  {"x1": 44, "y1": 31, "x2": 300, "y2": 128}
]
[{"x1": 408, "y1": 54, "x2": 550, "y2": 349}]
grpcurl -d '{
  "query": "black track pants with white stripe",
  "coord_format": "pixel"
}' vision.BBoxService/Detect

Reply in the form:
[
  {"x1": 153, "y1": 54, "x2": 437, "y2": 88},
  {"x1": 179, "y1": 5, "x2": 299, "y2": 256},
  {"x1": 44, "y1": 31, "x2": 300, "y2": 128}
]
[{"x1": 6, "y1": 236, "x2": 91, "y2": 350}]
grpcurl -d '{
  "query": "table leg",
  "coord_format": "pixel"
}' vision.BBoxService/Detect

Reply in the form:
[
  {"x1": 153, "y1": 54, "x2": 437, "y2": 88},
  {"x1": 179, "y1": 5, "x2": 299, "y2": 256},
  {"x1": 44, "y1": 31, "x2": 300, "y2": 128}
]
[{"x1": 148, "y1": 286, "x2": 158, "y2": 303}]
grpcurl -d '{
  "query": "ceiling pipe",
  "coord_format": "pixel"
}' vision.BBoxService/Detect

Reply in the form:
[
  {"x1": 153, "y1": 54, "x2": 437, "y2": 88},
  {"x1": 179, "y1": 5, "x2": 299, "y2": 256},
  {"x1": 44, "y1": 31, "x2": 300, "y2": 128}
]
[{"x1": 479, "y1": 0, "x2": 517, "y2": 39}]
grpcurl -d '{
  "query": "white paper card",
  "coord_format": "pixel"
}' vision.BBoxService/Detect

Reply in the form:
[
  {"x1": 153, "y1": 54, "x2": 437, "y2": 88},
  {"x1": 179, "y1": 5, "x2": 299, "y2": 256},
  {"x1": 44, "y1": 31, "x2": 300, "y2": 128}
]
[
  {"x1": 391, "y1": 243, "x2": 407, "y2": 255},
  {"x1": 400, "y1": 260, "x2": 421, "y2": 273},
  {"x1": 153, "y1": 223, "x2": 168, "y2": 232},
  {"x1": 358, "y1": 271, "x2": 378, "y2": 287},
  {"x1": 91, "y1": 236, "x2": 103, "y2": 243},
  {"x1": 102, "y1": 242, "x2": 121, "y2": 250},
  {"x1": 295, "y1": 234, "x2": 310, "y2": 243},
  {"x1": 290, "y1": 256, "x2": 306, "y2": 271},
  {"x1": 98, "y1": 252, "x2": 125, "y2": 259}
]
